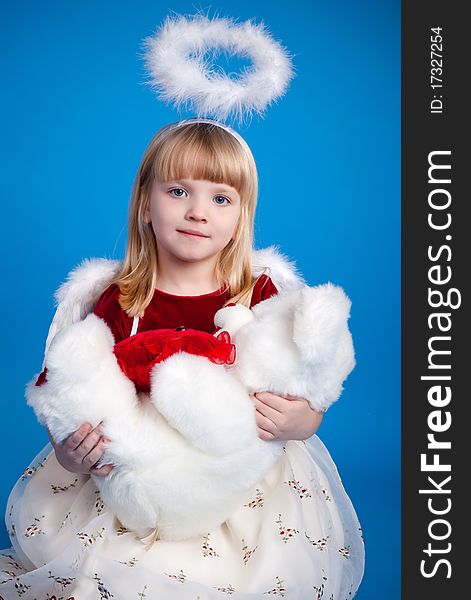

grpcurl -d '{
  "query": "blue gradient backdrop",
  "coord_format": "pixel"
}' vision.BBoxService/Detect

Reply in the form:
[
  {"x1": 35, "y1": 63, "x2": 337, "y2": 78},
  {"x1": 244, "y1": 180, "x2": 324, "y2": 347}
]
[{"x1": 0, "y1": 1, "x2": 399, "y2": 598}]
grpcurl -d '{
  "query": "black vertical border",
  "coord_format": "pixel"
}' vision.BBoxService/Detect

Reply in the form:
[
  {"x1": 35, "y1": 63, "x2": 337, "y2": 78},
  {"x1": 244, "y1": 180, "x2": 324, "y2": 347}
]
[{"x1": 403, "y1": 2, "x2": 467, "y2": 598}]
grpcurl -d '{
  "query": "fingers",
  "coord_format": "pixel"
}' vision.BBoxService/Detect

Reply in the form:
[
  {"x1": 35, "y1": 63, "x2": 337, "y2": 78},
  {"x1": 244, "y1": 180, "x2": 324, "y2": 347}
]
[
  {"x1": 63, "y1": 423, "x2": 94, "y2": 452},
  {"x1": 255, "y1": 410, "x2": 275, "y2": 431},
  {"x1": 252, "y1": 395, "x2": 283, "y2": 421},
  {"x1": 90, "y1": 463, "x2": 113, "y2": 477},
  {"x1": 62, "y1": 423, "x2": 108, "y2": 473},
  {"x1": 257, "y1": 430, "x2": 276, "y2": 441},
  {"x1": 72, "y1": 424, "x2": 104, "y2": 461},
  {"x1": 80, "y1": 437, "x2": 108, "y2": 470},
  {"x1": 256, "y1": 426, "x2": 277, "y2": 441},
  {"x1": 255, "y1": 410, "x2": 278, "y2": 441},
  {"x1": 252, "y1": 391, "x2": 290, "y2": 412},
  {"x1": 88, "y1": 434, "x2": 113, "y2": 477},
  {"x1": 251, "y1": 393, "x2": 281, "y2": 441},
  {"x1": 49, "y1": 421, "x2": 113, "y2": 475},
  {"x1": 254, "y1": 394, "x2": 323, "y2": 441}
]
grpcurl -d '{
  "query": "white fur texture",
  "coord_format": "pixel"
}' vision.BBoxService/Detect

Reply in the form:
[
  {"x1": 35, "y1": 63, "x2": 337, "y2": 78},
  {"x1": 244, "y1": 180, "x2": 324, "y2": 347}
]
[
  {"x1": 43, "y1": 258, "x2": 121, "y2": 367},
  {"x1": 143, "y1": 14, "x2": 294, "y2": 122},
  {"x1": 27, "y1": 315, "x2": 281, "y2": 540},
  {"x1": 252, "y1": 245, "x2": 305, "y2": 291},
  {"x1": 215, "y1": 283, "x2": 355, "y2": 413},
  {"x1": 27, "y1": 248, "x2": 352, "y2": 540}
]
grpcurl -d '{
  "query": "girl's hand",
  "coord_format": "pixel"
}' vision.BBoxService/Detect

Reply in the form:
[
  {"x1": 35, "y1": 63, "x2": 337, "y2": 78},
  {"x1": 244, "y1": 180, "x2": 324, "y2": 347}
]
[
  {"x1": 251, "y1": 392, "x2": 323, "y2": 441},
  {"x1": 47, "y1": 422, "x2": 113, "y2": 477}
]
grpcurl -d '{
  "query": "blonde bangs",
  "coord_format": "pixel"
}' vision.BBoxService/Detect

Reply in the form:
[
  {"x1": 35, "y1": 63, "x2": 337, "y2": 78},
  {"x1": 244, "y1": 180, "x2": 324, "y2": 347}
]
[{"x1": 151, "y1": 124, "x2": 251, "y2": 200}]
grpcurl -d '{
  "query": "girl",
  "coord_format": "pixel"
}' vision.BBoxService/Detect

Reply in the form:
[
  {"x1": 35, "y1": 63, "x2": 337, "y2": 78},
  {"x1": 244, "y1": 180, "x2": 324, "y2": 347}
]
[{"x1": 0, "y1": 120, "x2": 364, "y2": 599}]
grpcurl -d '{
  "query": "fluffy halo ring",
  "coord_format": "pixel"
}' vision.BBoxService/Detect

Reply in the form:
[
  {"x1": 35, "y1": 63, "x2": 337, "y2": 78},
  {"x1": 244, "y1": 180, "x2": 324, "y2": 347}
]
[{"x1": 143, "y1": 14, "x2": 295, "y2": 123}]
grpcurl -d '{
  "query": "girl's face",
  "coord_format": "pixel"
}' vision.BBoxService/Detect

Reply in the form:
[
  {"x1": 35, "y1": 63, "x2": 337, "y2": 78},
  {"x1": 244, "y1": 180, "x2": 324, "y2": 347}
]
[{"x1": 148, "y1": 178, "x2": 241, "y2": 267}]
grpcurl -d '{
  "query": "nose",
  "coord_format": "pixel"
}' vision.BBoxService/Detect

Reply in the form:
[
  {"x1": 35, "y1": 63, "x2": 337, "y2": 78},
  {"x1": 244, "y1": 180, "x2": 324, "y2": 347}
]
[{"x1": 185, "y1": 195, "x2": 208, "y2": 222}]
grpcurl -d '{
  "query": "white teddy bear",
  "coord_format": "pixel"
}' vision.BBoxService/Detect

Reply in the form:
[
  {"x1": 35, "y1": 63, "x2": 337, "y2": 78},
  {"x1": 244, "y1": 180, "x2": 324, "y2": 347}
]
[{"x1": 27, "y1": 282, "x2": 354, "y2": 541}]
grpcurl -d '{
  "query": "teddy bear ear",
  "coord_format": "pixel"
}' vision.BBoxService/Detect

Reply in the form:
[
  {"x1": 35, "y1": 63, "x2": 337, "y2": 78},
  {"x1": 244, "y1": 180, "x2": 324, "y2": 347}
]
[
  {"x1": 214, "y1": 304, "x2": 254, "y2": 335},
  {"x1": 292, "y1": 284, "x2": 352, "y2": 364}
]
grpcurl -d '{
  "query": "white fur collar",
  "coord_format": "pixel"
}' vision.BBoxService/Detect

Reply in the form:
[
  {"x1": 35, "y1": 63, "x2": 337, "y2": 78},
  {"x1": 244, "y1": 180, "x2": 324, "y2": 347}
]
[
  {"x1": 251, "y1": 245, "x2": 305, "y2": 291},
  {"x1": 42, "y1": 246, "x2": 304, "y2": 362}
]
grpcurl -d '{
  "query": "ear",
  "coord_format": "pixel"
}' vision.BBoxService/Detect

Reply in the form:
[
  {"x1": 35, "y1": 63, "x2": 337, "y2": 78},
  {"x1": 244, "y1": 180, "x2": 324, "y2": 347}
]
[
  {"x1": 292, "y1": 284, "x2": 352, "y2": 364},
  {"x1": 214, "y1": 304, "x2": 254, "y2": 335}
]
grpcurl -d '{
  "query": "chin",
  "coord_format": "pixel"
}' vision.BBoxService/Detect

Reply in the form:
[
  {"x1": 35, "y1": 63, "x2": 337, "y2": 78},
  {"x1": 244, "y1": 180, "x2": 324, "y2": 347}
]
[{"x1": 176, "y1": 250, "x2": 219, "y2": 263}]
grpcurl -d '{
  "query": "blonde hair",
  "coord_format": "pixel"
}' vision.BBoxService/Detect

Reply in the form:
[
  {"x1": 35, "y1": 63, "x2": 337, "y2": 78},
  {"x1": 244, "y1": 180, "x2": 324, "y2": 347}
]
[{"x1": 113, "y1": 121, "x2": 262, "y2": 317}]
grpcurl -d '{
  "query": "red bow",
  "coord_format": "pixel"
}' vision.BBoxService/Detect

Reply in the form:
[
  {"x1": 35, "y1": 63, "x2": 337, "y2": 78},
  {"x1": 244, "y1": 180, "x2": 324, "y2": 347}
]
[{"x1": 113, "y1": 328, "x2": 236, "y2": 393}]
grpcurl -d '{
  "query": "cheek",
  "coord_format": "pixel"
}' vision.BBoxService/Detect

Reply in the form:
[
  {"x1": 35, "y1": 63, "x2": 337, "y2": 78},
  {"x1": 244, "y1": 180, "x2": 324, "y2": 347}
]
[
  {"x1": 150, "y1": 202, "x2": 173, "y2": 232},
  {"x1": 228, "y1": 208, "x2": 242, "y2": 236},
  {"x1": 215, "y1": 214, "x2": 240, "y2": 240}
]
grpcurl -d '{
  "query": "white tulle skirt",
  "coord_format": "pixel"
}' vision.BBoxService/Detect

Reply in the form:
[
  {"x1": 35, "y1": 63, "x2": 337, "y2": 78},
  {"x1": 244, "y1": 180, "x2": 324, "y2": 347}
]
[{"x1": 1, "y1": 437, "x2": 364, "y2": 599}]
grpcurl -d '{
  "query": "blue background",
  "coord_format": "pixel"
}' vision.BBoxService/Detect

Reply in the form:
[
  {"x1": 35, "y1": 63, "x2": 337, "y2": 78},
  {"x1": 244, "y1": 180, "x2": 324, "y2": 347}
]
[{"x1": 0, "y1": 1, "x2": 399, "y2": 598}]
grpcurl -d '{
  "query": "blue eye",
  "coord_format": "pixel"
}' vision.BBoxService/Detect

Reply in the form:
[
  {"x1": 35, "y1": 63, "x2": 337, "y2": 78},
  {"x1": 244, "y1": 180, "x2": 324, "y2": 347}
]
[
  {"x1": 214, "y1": 195, "x2": 230, "y2": 205},
  {"x1": 169, "y1": 188, "x2": 186, "y2": 197}
]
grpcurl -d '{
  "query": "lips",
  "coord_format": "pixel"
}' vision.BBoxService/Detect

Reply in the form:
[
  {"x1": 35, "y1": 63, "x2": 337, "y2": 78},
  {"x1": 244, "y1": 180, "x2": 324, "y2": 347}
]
[{"x1": 177, "y1": 229, "x2": 210, "y2": 238}]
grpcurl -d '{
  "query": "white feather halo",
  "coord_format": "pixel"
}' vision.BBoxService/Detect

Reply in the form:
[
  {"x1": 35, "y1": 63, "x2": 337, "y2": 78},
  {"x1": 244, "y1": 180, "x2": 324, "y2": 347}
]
[{"x1": 143, "y1": 14, "x2": 295, "y2": 123}]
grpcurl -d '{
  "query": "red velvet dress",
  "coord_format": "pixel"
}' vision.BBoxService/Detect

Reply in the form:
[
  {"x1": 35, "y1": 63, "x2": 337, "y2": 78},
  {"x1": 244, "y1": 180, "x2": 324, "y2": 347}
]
[{"x1": 93, "y1": 273, "x2": 279, "y2": 343}]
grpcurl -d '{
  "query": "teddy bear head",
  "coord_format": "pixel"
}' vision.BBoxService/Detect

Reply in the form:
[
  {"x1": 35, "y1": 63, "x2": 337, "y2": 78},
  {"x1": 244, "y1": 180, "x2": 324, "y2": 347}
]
[{"x1": 213, "y1": 284, "x2": 355, "y2": 413}]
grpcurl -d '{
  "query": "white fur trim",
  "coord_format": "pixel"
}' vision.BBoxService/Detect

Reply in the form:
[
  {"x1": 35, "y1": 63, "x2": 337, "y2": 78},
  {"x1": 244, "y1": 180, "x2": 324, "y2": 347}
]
[
  {"x1": 43, "y1": 258, "x2": 121, "y2": 366},
  {"x1": 252, "y1": 245, "x2": 305, "y2": 291},
  {"x1": 143, "y1": 14, "x2": 294, "y2": 122}
]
